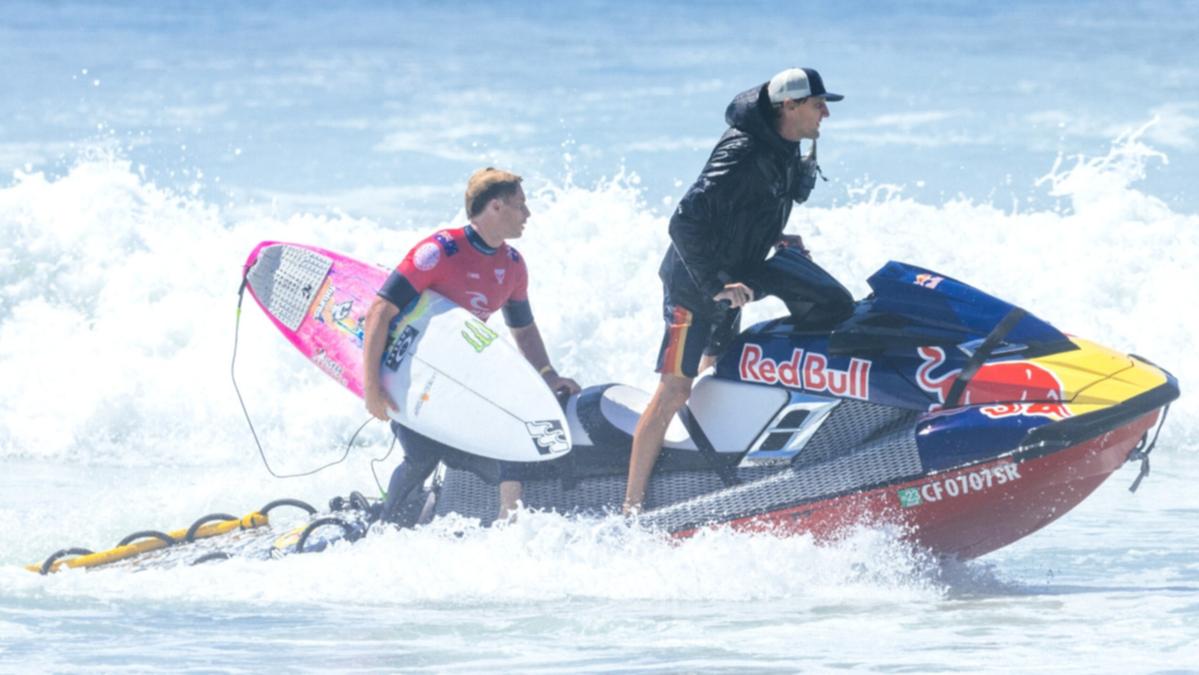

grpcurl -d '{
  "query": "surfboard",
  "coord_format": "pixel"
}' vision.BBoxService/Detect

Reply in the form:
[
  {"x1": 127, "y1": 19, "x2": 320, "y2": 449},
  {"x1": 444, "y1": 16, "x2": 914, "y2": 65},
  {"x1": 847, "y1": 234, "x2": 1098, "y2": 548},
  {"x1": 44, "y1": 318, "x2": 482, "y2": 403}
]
[{"x1": 242, "y1": 241, "x2": 571, "y2": 463}]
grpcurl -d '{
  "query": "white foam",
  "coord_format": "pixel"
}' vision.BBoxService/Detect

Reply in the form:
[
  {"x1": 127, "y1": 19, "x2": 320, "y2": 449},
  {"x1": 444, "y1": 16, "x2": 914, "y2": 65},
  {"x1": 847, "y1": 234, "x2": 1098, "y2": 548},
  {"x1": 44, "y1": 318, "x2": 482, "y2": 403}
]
[
  {"x1": 1, "y1": 511, "x2": 943, "y2": 606},
  {"x1": 1, "y1": 130, "x2": 1195, "y2": 475}
]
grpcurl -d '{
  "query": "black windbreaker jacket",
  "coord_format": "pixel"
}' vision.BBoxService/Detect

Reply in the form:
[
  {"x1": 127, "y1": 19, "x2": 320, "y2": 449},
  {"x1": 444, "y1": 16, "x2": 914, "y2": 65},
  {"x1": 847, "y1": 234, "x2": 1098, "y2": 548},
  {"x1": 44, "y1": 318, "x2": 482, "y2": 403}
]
[{"x1": 659, "y1": 83, "x2": 820, "y2": 310}]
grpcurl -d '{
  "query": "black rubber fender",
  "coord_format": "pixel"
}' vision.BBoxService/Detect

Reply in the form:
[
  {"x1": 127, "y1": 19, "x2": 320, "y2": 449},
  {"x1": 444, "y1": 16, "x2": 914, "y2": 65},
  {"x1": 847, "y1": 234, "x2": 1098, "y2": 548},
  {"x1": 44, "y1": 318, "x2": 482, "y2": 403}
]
[
  {"x1": 117, "y1": 530, "x2": 177, "y2": 547},
  {"x1": 191, "y1": 552, "x2": 232, "y2": 566},
  {"x1": 184, "y1": 513, "x2": 238, "y2": 543},
  {"x1": 39, "y1": 548, "x2": 95, "y2": 575},
  {"x1": 295, "y1": 516, "x2": 358, "y2": 554},
  {"x1": 260, "y1": 498, "x2": 317, "y2": 517},
  {"x1": 348, "y1": 491, "x2": 373, "y2": 513}
]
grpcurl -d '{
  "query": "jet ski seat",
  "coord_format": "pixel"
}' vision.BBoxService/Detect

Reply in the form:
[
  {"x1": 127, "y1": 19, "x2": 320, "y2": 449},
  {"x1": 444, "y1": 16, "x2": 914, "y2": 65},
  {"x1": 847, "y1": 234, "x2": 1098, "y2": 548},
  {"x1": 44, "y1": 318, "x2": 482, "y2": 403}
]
[
  {"x1": 561, "y1": 384, "x2": 742, "y2": 480},
  {"x1": 394, "y1": 383, "x2": 736, "y2": 489}
]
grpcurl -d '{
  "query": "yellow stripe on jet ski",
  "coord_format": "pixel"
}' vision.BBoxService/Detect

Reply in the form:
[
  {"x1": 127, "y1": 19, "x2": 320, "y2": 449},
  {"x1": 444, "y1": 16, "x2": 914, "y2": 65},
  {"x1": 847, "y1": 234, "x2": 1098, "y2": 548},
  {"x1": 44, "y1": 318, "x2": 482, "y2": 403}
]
[
  {"x1": 1071, "y1": 355, "x2": 1169, "y2": 409},
  {"x1": 1030, "y1": 337, "x2": 1166, "y2": 409}
]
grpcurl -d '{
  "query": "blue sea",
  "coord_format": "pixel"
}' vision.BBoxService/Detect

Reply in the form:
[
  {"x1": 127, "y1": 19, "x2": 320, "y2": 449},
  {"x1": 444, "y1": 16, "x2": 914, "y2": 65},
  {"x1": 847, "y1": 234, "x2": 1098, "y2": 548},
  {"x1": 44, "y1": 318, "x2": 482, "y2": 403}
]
[{"x1": 1, "y1": 1, "x2": 1197, "y2": 671}]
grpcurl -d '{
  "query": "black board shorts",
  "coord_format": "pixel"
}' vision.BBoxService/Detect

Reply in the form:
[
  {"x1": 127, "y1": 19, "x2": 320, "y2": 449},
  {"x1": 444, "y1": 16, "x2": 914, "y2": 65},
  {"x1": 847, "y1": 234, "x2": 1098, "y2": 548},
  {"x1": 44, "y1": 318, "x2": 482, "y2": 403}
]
[{"x1": 654, "y1": 288, "x2": 740, "y2": 379}]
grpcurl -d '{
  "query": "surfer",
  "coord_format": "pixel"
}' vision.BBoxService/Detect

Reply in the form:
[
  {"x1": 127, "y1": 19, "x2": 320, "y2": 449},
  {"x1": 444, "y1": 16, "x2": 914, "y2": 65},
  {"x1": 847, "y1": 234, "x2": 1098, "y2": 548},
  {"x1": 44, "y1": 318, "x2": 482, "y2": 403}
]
[
  {"x1": 624, "y1": 68, "x2": 855, "y2": 513},
  {"x1": 361, "y1": 167, "x2": 581, "y2": 525}
]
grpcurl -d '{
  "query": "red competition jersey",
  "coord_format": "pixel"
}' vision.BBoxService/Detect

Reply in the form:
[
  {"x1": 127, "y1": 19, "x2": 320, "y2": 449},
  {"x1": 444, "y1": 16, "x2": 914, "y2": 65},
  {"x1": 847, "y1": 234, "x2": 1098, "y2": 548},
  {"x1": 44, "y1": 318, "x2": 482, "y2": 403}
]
[{"x1": 396, "y1": 227, "x2": 528, "y2": 321}]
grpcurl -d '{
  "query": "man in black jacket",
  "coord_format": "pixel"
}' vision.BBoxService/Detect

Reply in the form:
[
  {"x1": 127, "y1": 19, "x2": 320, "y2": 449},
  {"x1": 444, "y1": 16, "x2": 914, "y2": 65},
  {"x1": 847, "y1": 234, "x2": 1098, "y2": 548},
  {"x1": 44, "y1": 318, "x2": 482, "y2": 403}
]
[{"x1": 624, "y1": 68, "x2": 854, "y2": 513}]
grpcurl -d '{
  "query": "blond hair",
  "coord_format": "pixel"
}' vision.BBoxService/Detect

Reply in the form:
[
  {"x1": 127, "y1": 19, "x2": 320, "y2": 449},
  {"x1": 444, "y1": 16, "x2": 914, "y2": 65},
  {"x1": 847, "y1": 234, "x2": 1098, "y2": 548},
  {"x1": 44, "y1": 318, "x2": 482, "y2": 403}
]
[{"x1": 464, "y1": 167, "x2": 523, "y2": 218}]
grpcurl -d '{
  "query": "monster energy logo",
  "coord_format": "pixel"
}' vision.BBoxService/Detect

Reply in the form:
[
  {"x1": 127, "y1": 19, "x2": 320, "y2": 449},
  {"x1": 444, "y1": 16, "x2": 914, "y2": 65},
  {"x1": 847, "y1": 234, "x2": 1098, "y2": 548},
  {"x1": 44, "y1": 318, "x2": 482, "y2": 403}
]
[{"x1": 462, "y1": 319, "x2": 499, "y2": 353}]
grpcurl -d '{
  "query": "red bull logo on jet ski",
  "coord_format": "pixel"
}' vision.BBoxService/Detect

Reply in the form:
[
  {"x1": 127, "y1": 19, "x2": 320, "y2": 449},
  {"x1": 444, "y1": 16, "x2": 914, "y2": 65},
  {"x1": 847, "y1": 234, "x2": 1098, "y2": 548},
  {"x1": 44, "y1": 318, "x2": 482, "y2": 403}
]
[
  {"x1": 739, "y1": 344, "x2": 872, "y2": 400},
  {"x1": 915, "y1": 346, "x2": 1072, "y2": 419}
]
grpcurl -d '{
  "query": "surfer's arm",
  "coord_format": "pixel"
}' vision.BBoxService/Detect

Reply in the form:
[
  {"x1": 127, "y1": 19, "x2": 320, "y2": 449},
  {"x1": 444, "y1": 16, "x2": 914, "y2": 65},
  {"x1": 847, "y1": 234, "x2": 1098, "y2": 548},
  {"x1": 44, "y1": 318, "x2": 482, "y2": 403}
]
[
  {"x1": 362, "y1": 296, "x2": 402, "y2": 420},
  {"x1": 378, "y1": 270, "x2": 420, "y2": 309},
  {"x1": 510, "y1": 322, "x2": 581, "y2": 396}
]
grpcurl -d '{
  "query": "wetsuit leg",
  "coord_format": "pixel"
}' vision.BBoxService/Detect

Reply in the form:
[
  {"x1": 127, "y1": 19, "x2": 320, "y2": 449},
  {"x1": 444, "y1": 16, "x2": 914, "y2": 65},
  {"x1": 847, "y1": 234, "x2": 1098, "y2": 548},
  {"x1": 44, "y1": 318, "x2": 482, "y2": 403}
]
[
  {"x1": 377, "y1": 421, "x2": 442, "y2": 526},
  {"x1": 378, "y1": 452, "x2": 440, "y2": 526},
  {"x1": 377, "y1": 422, "x2": 511, "y2": 526},
  {"x1": 749, "y1": 248, "x2": 854, "y2": 329}
]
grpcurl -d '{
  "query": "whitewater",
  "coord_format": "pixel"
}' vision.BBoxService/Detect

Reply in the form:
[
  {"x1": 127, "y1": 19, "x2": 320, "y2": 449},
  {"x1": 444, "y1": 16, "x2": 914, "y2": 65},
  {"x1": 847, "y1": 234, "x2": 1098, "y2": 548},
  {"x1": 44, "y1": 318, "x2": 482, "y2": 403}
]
[{"x1": 2, "y1": 1, "x2": 1197, "y2": 672}]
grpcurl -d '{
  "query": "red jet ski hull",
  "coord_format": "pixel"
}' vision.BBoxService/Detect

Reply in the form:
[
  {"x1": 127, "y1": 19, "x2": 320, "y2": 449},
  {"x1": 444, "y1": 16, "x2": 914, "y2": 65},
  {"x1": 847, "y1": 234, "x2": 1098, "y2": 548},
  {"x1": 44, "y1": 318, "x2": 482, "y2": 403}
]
[{"x1": 703, "y1": 410, "x2": 1159, "y2": 559}]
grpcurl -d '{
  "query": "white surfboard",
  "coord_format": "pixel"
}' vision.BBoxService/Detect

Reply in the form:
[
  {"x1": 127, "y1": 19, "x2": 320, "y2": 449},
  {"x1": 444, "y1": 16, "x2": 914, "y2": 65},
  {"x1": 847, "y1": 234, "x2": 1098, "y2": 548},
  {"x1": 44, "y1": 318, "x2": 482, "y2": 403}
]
[
  {"x1": 243, "y1": 241, "x2": 572, "y2": 463},
  {"x1": 379, "y1": 291, "x2": 572, "y2": 461}
]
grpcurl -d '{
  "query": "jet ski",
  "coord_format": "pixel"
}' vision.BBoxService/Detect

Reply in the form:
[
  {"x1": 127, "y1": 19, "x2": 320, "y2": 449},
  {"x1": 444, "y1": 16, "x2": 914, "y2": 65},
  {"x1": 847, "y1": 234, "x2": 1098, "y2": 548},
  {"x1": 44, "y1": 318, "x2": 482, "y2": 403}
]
[
  {"x1": 398, "y1": 259, "x2": 1178, "y2": 559},
  {"x1": 28, "y1": 256, "x2": 1178, "y2": 574}
]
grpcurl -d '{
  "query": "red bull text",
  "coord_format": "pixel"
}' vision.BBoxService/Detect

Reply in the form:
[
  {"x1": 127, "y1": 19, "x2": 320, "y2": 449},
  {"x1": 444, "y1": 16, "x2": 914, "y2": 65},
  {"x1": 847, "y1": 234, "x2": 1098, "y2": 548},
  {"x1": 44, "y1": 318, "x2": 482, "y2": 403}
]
[{"x1": 739, "y1": 344, "x2": 872, "y2": 400}]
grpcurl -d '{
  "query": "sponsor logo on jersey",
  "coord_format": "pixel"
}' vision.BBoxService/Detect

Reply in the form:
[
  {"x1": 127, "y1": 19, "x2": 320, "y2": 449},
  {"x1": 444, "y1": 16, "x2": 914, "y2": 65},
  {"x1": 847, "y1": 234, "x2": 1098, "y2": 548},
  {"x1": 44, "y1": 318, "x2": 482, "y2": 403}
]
[
  {"x1": 738, "y1": 344, "x2": 871, "y2": 401},
  {"x1": 494, "y1": 268, "x2": 505, "y2": 284},
  {"x1": 434, "y1": 231, "x2": 458, "y2": 256},
  {"x1": 413, "y1": 242, "x2": 441, "y2": 271},
  {"x1": 465, "y1": 291, "x2": 489, "y2": 315}
]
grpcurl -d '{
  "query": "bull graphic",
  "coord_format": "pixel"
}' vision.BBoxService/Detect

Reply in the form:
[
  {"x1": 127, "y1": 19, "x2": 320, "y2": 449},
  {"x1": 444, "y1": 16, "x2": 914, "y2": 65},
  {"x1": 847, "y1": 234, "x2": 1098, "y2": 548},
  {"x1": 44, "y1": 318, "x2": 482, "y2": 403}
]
[{"x1": 916, "y1": 346, "x2": 1072, "y2": 419}]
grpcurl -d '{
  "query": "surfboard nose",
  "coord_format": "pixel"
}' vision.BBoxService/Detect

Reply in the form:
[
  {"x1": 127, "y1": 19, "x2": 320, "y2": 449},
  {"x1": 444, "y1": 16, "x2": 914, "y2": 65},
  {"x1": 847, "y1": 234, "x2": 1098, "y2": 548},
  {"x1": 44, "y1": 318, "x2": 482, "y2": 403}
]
[
  {"x1": 243, "y1": 242, "x2": 336, "y2": 332},
  {"x1": 244, "y1": 240, "x2": 281, "y2": 277}
]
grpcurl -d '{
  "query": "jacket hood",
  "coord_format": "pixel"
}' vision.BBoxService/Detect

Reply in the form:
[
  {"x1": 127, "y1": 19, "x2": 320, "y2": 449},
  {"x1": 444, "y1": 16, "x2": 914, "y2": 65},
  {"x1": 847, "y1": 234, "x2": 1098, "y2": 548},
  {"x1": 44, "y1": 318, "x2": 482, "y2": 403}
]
[{"x1": 724, "y1": 83, "x2": 799, "y2": 157}]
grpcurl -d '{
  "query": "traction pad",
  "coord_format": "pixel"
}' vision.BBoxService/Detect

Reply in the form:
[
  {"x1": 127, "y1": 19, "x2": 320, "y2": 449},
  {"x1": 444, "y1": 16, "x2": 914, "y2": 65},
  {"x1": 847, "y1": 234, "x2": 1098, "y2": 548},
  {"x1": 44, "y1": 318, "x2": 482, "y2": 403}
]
[{"x1": 246, "y1": 244, "x2": 334, "y2": 331}]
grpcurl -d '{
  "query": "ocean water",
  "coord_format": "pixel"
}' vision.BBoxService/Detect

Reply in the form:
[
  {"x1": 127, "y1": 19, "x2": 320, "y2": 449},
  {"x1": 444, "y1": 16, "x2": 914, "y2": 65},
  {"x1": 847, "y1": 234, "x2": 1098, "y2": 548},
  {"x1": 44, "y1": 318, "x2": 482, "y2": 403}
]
[{"x1": 2, "y1": 1, "x2": 1197, "y2": 672}]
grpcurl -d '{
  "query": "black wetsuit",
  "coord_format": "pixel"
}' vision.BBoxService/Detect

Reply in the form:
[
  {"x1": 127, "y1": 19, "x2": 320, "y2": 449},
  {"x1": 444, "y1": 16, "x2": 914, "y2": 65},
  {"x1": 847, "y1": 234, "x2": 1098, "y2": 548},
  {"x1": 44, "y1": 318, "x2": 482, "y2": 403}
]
[
  {"x1": 378, "y1": 422, "x2": 505, "y2": 526},
  {"x1": 658, "y1": 82, "x2": 853, "y2": 339}
]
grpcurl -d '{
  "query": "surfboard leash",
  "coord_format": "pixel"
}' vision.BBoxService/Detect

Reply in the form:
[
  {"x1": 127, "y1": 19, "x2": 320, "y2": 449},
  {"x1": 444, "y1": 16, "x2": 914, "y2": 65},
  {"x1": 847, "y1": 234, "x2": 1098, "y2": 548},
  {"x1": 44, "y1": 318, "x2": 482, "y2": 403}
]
[
  {"x1": 232, "y1": 276, "x2": 372, "y2": 479},
  {"x1": 369, "y1": 434, "x2": 401, "y2": 497}
]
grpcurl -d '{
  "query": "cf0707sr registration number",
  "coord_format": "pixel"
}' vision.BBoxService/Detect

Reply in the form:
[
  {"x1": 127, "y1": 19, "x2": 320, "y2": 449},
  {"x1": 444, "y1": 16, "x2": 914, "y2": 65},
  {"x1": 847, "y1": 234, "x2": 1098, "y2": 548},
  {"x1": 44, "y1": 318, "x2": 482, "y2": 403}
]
[{"x1": 896, "y1": 463, "x2": 1022, "y2": 508}]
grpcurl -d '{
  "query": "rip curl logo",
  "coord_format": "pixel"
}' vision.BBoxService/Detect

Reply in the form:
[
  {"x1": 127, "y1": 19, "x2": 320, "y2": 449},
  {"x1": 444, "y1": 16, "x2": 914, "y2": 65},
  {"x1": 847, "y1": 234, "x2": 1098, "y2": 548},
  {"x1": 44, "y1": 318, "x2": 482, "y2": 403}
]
[
  {"x1": 465, "y1": 291, "x2": 489, "y2": 316},
  {"x1": 526, "y1": 420, "x2": 569, "y2": 455}
]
